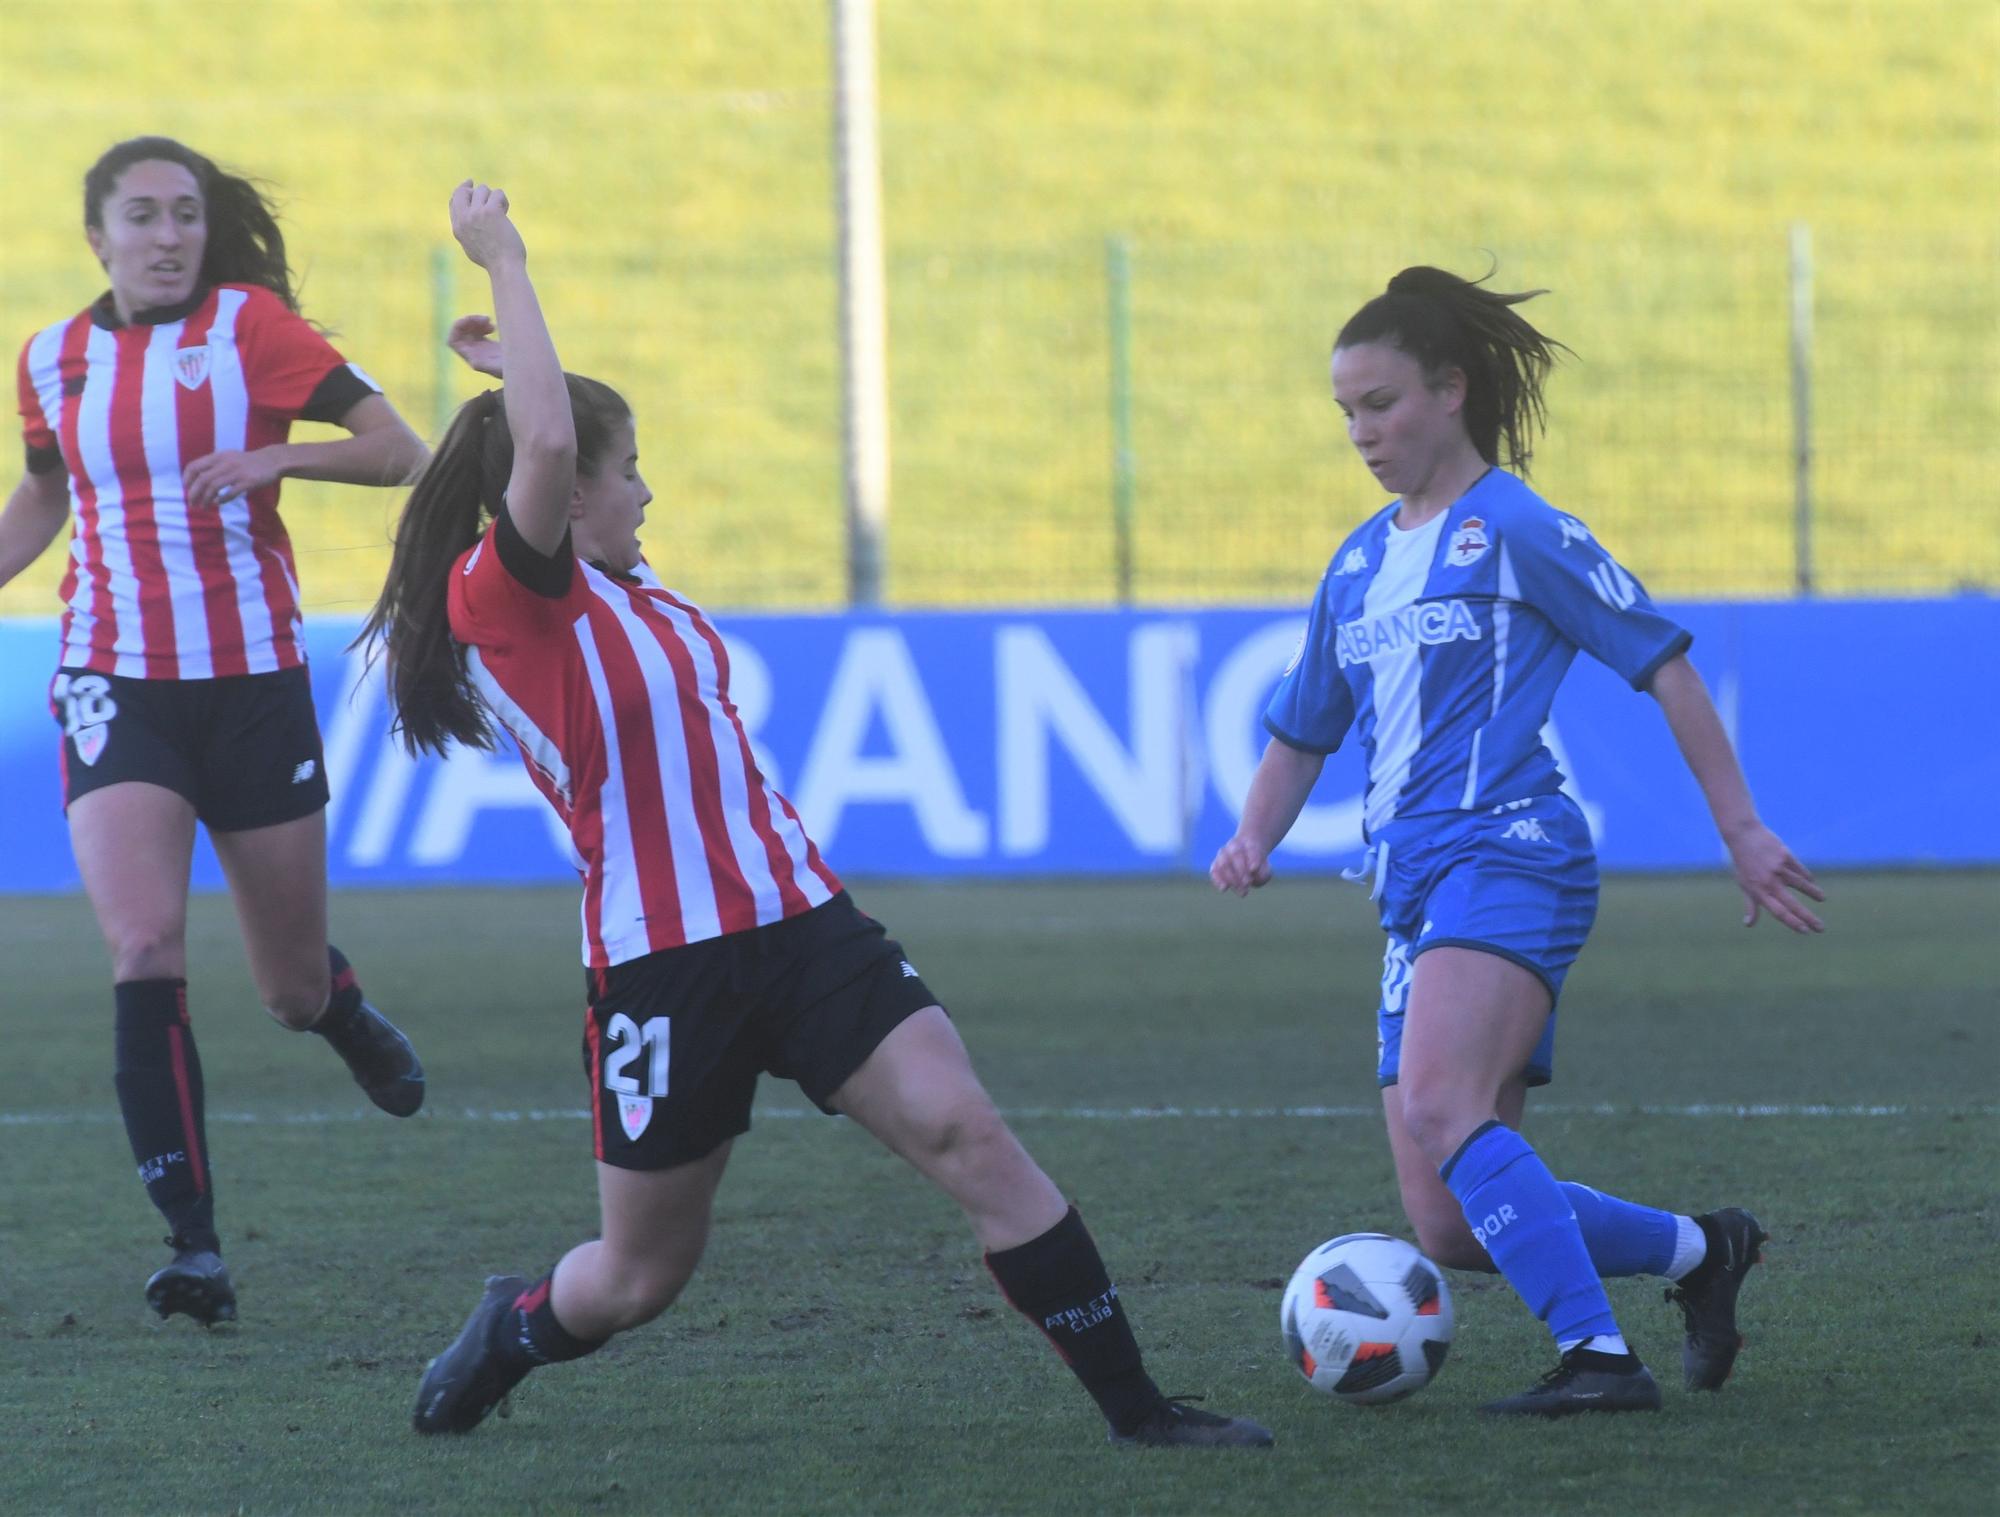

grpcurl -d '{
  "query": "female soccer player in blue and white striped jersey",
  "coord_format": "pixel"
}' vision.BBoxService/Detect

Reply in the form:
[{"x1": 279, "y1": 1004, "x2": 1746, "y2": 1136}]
[{"x1": 1211, "y1": 266, "x2": 1825, "y2": 1417}]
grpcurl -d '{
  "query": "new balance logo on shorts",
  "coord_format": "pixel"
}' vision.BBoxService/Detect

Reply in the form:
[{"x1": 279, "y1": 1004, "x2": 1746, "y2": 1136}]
[
  {"x1": 292, "y1": 759, "x2": 317, "y2": 784},
  {"x1": 1501, "y1": 818, "x2": 1550, "y2": 843},
  {"x1": 899, "y1": 959, "x2": 919, "y2": 978}
]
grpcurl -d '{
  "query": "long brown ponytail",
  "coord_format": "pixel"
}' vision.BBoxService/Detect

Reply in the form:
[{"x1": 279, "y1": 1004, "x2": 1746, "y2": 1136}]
[
  {"x1": 358, "y1": 374, "x2": 631, "y2": 757},
  {"x1": 1334, "y1": 264, "x2": 1571, "y2": 475}
]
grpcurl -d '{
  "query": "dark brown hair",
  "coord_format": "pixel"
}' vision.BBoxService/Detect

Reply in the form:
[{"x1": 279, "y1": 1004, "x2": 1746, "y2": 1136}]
[
  {"x1": 84, "y1": 136, "x2": 299, "y2": 312},
  {"x1": 1335, "y1": 264, "x2": 1570, "y2": 475},
  {"x1": 358, "y1": 375, "x2": 632, "y2": 756}
]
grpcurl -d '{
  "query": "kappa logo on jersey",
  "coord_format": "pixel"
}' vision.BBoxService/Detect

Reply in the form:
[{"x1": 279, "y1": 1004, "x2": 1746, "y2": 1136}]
[
  {"x1": 1336, "y1": 545, "x2": 1370, "y2": 576},
  {"x1": 173, "y1": 346, "x2": 212, "y2": 391},
  {"x1": 617, "y1": 1093, "x2": 653, "y2": 1141},
  {"x1": 1501, "y1": 817, "x2": 1551, "y2": 843},
  {"x1": 1446, "y1": 516, "x2": 1490, "y2": 568},
  {"x1": 1558, "y1": 515, "x2": 1592, "y2": 549},
  {"x1": 1335, "y1": 599, "x2": 1482, "y2": 668}
]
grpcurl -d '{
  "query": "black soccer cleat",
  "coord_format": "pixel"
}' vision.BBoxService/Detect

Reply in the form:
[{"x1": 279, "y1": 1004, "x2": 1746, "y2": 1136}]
[
  {"x1": 145, "y1": 1242, "x2": 237, "y2": 1327},
  {"x1": 317, "y1": 950, "x2": 426, "y2": 1117},
  {"x1": 1479, "y1": 1344, "x2": 1662, "y2": 1418},
  {"x1": 1665, "y1": 1206, "x2": 1768, "y2": 1391},
  {"x1": 413, "y1": 1275, "x2": 533, "y2": 1435},
  {"x1": 1109, "y1": 1395, "x2": 1275, "y2": 1449}
]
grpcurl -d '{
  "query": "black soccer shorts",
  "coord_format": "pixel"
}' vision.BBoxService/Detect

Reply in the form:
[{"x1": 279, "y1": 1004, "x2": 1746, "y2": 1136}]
[
  {"x1": 581, "y1": 891, "x2": 941, "y2": 1170},
  {"x1": 50, "y1": 664, "x2": 330, "y2": 831}
]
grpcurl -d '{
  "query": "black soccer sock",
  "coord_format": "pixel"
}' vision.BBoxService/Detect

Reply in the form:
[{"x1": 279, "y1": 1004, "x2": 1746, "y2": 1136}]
[
  {"x1": 113, "y1": 979, "x2": 218, "y2": 1254},
  {"x1": 494, "y1": 1274, "x2": 608, "y2": 1371},
  {"x1": 311, "y1": 944, "x2": 367, "y2": 1047},
  {"x1": 985, "y1": 1206, "x2": 1162, "y2": 1435}
]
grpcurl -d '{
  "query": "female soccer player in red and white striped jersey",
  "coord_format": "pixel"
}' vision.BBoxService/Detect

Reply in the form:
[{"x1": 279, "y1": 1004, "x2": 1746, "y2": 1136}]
[
  {"x1": 364, "y1": 182, "x2": 1270, "y2": 1449},
  {"x1": 1, "y1": 137, "x2": 432, "y2": 1326}
]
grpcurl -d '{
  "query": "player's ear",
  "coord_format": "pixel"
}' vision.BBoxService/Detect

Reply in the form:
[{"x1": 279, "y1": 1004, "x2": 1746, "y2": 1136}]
[
  {"x1": 86, "y1": 224, "x2": 109, "y2": 269},
  {"x1": 567, "y1": 483, "x2": 588, "y2": 521},
  {"x1": 1437, "y1": 365, "x2": 1468, "y2": 414}
]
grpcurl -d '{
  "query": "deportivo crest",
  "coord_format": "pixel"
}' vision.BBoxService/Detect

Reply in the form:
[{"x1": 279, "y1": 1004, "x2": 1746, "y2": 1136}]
[
  {"x1": 1446, "y1": 516, "x2": 1490, "y2": 568},
  {"x1": 617, "y1": 1094, "x2": 653, "y2": 1141},
  {"x1": 173, "y1": 346, "x2": 211, "y2": 391},
  {"x1": 74, "y1": 723, "x2": 109, "y2": 766}
]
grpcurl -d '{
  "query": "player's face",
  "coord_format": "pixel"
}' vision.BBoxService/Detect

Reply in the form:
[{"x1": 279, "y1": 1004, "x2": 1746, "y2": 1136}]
[
  {"x1": 1331, "y1": 341, "x2": 1467, "y2": 498},
  {"x1": 574, "y1": 418, "x2": 652, "y2": 573},
  {"x1": 88, "y1": 160, "x2": 207, "y2": 318}
]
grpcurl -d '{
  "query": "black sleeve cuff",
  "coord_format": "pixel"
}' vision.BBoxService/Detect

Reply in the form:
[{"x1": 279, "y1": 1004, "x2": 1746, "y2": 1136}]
[
  {"x1": 25, "y1": 443, "x2": 64, "y2": 475},
  {"x1": 494, "y1": 501, "x2": 574, "y2": 599},
  {"x1": 1262, "y1": 715, "x2": 1340, "y2": 755},
  {"x1": 1629, "y1": 629, "x2": 1695, "y2": 691},
  {"x1": 300, "y1": 364, "x2": 379, "y2": 425}
]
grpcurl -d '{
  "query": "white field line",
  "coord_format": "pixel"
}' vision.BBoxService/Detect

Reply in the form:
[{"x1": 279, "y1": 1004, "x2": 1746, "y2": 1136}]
[{"x1": 0, "y1": 1102, "x2": 1992, "y2": 1128}]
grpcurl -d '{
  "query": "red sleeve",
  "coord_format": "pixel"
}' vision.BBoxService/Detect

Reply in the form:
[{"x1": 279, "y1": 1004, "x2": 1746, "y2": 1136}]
[
  {"x1": 448, "y1": 520, "x2": 582, "y2": 649},
  {"x1": 234, "y1": 285, "x2": 350, "y2": 419},
  {"x1": 18, "y1": 337, "x2": 55, "y2": 452}
]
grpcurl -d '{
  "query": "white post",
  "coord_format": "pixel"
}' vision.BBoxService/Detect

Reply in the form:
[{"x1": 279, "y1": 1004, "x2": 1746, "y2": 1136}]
[
  {"x1": 831, "y1": 0, "x2": 890, "y2": 606},
  {"x1": 1789, "y1": 222, "x2": 1814, "y2": 596}
]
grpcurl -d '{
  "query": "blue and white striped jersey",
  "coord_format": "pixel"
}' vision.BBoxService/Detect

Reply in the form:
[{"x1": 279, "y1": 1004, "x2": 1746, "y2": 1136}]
[{"x1": 1265, "y1": 468, "x2": 1690, "y2": 837}]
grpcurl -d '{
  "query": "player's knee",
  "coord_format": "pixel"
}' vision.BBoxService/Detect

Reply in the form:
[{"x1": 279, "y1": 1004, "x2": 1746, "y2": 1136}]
[
  {"x1": 603, "y1": 1254, "x2": 698, "y2": 1330},
  {"x1": 923, "y1": 1099, "x2": 1017, "y2": 1179},
  {"x1": 109, "y1": 924, "x2": 186, "y2": 984},
  {"x1": 1396, "y1": 1080, "x2": 1483, "y2": 1170}
]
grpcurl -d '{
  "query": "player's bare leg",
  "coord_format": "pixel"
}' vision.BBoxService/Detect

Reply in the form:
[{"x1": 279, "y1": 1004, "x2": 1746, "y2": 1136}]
[
  {"x1": 414, "y1": 1144, "x2": 732, "y2": 1434},
  {"x1": 214, "y1": 811, "x2": 424, "y2": 1115},
  {"x1": 1401, "y1": 947, "x2": 1658, "y2": 1416},
  {"x1": 832, "y1": 1008, "x2": 1273, "y2": 1448}
]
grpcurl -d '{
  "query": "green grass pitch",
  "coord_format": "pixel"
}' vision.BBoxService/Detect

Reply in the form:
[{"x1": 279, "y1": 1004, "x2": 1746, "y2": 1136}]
[{"x1": 1, "y1": 873, "x2": 1995, "y2": 1514}]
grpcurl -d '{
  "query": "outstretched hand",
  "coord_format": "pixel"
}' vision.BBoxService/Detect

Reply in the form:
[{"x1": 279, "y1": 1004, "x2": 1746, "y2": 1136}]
[
  {"x1": 447, "y1": 314, "x2": 504, "y2": 378},
  {"x1": 449, "y1": 181, "x2": 526, "y2": 271},
  {"x1": 1726, "y1": 821, "x2": 1826, "y2": 932}
]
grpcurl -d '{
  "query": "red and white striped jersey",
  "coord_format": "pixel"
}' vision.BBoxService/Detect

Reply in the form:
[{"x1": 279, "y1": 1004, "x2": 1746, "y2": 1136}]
[
  {"x1": 448, "y1": 515, "x2": 842, "y2": 967},
  {"x1": 16, "y1": 282, "x2": 379, "y2": 680}
]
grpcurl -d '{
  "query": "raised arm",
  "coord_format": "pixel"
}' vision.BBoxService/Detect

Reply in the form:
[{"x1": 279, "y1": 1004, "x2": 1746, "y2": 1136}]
[
  {"x1": 1646, "y1": 652, "x2": 1825, "y2": 932},
  {"x1": 0, "y1": 467, "x2": 71, "y2": 591},
  {"x1": 448, "y1": 182, "x2": 574, "y2": 555},
  {"x1": 1210, "y1": 738, "x2": 1328, "y2": 896}
]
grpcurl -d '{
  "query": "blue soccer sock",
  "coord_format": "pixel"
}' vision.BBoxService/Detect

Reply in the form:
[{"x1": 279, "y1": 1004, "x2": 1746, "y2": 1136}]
[
  {"x1": 1441, "y1": 1120, "x2": 1620, "y2": 1350},
  {"x1": 1560, "y1": 1182, "x2": 1681, "y2": 1278}
]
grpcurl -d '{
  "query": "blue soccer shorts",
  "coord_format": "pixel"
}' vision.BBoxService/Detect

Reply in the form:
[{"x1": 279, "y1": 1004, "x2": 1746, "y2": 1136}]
[{"x1": 1366, "y1": 791, "x2": 1600, "y2": 1089}]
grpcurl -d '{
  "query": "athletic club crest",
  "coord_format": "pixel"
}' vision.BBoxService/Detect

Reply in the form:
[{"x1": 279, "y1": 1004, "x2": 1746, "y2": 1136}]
[
  {"x1": 1446, "y1": 516, "x2": 1490, "y2": 568},
  {"x1": 173, "y1": 346, "x2": 212, "y2": 391},
  {"x1": 74, "y1": 723, "x2": 109, "y2": 766},
  {"x1": 617, "y1": 1094, "x2": 653, "y2": 1141}
]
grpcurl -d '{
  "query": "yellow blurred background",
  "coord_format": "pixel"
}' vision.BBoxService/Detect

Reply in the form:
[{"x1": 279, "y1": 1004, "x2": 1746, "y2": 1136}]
[{"x1": 1, "y1": 0, "x2": 1994, "y2": 615}]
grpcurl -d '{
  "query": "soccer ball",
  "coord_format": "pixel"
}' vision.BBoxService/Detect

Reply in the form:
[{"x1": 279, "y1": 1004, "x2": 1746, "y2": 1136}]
[{"x1": 1280, "y1": 1233, "x2": 1454, "y2": 1404}]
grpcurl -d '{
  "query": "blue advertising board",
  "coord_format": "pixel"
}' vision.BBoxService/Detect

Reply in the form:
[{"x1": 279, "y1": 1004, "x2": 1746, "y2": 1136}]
[{"x1": 1, "y1": 598, "x2": 1993, "y2": 892}]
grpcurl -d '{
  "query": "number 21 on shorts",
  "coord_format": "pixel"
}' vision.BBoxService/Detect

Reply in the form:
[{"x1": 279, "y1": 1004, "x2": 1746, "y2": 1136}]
[{"x1": 603, "y1": 1013, "x2": 669, "y2": 1142}]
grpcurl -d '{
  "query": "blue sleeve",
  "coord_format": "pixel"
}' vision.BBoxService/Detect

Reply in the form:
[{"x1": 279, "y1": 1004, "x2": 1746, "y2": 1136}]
[
  {"x1": 1263, "y1": 577, "x2": 1356, "y2": 753},
  {"x1": 1502, "y1": 510, "x2": 1692, "y2": 689}
]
